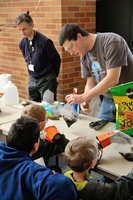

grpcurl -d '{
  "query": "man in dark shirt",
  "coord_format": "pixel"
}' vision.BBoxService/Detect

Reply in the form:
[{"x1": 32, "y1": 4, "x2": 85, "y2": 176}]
[{"x1": 16, "y1": 11, "x2": 61, "y2": 103}]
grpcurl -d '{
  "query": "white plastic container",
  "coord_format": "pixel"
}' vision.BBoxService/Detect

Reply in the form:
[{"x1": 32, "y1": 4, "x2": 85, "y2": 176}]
[{"x1": 0, "y1": 74, "x2": 19, "y2": 105}]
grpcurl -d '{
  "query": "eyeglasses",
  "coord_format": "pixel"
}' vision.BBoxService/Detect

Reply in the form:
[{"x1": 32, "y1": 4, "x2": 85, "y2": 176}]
[{"x1": 64, "y1": 41, "x2": 76, "y2": 53}]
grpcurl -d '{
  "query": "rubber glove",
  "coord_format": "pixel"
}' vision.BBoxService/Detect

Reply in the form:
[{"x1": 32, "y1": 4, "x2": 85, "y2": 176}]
[
  {"x1": 119, "y1": 152, "x2": 133, "y2": 161},
  {"x1": 119, "y1": 147, "x2": 133, "y2": 161}
]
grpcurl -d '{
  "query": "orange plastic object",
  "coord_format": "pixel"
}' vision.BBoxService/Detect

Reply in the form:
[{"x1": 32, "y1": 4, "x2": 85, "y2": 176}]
[
  {"x1": 0, "y1": 93, "x2": 4, "y2": 96},
  {"x1": 45, "y1": 126, "x2": 60, "y2": 143},
  {"x1": 97, "y1": 131, "x2": 114, "y2": 148}
]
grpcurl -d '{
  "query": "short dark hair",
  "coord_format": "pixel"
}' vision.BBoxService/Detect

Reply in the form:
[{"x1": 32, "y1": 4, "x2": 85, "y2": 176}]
[
  {"x1": 58, "y1": 23, "x2": 88, "y2": 46},
  {"x1": 64, "y1": 136, "x2": 97, "y2": 172},
  {"x1": 6, "y1": 116, "x2": 40, "y2": 153},
  {"x1": 15, "y1": 11, "x2": 33, "y2": 26}
]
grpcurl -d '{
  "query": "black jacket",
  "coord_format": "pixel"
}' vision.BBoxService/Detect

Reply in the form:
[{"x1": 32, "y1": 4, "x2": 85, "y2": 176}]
[
  {"x1": 79, "y1": 175, "x2": 133, "y2": 200},
  {"x1": 31, "y1": 134, "x2": 69, "y2": 162},
  {"x1": 65, "y1": 170, "x2": 133, "y2": 200}
]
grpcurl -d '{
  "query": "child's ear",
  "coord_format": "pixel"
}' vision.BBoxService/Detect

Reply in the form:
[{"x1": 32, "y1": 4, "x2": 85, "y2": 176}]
[
  {"x1": 39, "y1": 121, "x2": 45, "y2": 131},
  {"x1": 90, "y1": 160, "x2": 96, "y2": 169},
  {"x1": 30, "y1": 140, "x2": 40, "y2": 156},
  {"x1": 34, "y1": 141, "x2": 39, "y2": 152}
]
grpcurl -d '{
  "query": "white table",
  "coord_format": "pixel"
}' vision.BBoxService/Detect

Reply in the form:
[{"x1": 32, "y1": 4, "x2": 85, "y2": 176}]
[
  {"x1": 46, "y1": 115, "x2": 133, "y2": 179},
  {"x1": 0, "y1": 105, "x2": 132, "y2": 180}
]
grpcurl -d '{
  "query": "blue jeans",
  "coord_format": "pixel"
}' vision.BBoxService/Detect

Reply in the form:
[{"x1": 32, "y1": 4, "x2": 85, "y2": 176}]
[{"x1": 98, "y1": 96, "x2": 116, "y2": 122}]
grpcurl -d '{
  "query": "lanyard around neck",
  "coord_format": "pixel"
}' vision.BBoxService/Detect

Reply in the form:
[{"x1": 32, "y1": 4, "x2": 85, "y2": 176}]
[{"x1": 28, "y1": 39, "x2": 34, "y2": 63}]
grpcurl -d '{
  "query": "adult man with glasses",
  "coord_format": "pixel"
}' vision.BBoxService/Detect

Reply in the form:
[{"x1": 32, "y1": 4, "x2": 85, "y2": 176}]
[{"x1": 58, "y1": 23, "x2": 133, "y2": 129}]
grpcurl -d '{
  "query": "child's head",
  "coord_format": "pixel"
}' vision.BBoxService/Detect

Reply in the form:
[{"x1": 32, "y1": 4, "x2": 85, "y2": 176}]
[
  {"x1": 64, "y1": 136, "x2": 98, "y2": 172},
  {"x1": 21, "y1": 104, "x2": 46, "y2": 131},
  {"x1": 6, "y1": 116, "x2": 40, "y2": 154}
]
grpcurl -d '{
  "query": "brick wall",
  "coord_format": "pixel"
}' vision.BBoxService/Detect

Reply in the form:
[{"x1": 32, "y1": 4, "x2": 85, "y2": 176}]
[{"x1": 0, "y1": 0, "x2": 96, "y2": 102}]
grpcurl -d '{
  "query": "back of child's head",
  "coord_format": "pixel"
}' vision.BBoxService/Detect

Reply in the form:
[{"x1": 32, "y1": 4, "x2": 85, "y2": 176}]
[
  {"x1": 21, "y1": 104, "x2": 46, "y2": 123},
  {"x1": 6, "y1": 116, "x2": 40, "y2": 153},
  {"x1": 64, "y1": 136, "x2": 97, "y2": 172}
]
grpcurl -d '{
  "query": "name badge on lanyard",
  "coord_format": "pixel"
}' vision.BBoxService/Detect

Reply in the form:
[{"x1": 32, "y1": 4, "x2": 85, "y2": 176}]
[{"x1": 28, "y1": 64, "x2": 34, "y2": 71}]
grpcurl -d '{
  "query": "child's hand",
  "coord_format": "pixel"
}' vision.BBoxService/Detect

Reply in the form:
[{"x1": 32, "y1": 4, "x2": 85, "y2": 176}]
[{"x1": 54, "y1": 134, "x2": 61, "y2": 141}]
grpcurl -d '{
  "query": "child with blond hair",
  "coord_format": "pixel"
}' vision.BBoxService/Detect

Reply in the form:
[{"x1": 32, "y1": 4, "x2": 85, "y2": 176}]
[
  {"x1": 22, "y1": 104, "x2": 69, "y2": 168},
  {"x1": 64, "y1": 136, "x2": 133, "y2": 200}
]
